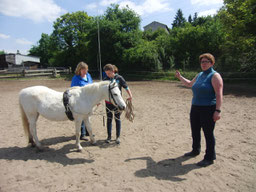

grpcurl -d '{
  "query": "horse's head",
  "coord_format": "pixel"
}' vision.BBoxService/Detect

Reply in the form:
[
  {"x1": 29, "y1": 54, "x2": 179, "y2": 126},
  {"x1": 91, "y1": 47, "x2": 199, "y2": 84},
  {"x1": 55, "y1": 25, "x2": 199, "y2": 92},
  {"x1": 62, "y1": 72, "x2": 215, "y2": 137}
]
[{"x1": 108, "y1": 80, "x2": 126, "y2": 111}]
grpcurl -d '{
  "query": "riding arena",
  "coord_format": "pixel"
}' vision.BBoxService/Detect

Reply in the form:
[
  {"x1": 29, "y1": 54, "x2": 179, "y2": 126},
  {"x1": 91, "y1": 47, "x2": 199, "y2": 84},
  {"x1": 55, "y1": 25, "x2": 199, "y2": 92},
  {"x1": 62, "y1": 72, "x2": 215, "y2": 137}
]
[{"x1": 0, "y1": 79, "x2": 255, "y2": 192}]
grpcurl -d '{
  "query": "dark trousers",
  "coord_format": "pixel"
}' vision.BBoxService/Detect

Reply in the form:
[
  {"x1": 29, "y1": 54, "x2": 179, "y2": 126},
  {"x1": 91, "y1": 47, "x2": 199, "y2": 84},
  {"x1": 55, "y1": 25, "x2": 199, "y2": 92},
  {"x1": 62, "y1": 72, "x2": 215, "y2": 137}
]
[
  {"x1": 106, "y1": 103, "x2": 121, "y2": 138},
  {"x1": 190, "y1": 105, "x2": 216, "y2": 161},
  {"x1": 81, "y1": 121, "x2": 88, "y2": 137}
]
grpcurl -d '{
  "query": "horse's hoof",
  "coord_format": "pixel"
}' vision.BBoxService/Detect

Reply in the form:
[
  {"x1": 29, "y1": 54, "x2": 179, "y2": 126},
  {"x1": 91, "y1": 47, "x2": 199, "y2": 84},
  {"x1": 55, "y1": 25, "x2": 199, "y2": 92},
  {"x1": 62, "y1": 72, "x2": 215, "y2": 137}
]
[
  {"x1": 91, "y1": 140, "x2": 96, "y2": 145},
  {"x1": 28, "y1": 142, "x2": 36, "y2": 148},
  {"x1": 77, "y1": 145, "x2": 83, "y2": 152},
  {"x1": 31, "y1": 143, "x2": 36, "y2": 147}
]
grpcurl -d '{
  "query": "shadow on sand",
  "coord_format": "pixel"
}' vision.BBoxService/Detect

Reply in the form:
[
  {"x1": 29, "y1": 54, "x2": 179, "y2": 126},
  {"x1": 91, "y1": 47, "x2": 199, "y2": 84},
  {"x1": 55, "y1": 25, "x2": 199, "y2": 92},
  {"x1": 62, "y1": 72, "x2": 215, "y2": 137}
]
[
  {"x1": 125, "y1": 156, "x2": 201, "y2": 182},
  {"x1": 0, "y1": 136, "x2": 94, "y2": 166}
]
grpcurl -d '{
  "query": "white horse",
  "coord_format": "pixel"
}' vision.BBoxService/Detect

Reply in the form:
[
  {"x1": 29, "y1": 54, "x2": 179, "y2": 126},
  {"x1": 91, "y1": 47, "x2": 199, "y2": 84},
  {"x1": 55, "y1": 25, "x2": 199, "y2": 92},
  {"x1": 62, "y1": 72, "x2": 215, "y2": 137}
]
[{"x1": 19, "y1": 80, "x2": 126, "y2": 151}]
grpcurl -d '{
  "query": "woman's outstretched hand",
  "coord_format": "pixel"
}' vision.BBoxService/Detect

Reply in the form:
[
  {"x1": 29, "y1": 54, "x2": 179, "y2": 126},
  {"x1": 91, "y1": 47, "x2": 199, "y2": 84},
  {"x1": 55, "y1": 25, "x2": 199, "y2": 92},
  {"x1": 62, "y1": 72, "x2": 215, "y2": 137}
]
[{"x1": 175, "y1": 70, "x2": 181, "y2": 79}]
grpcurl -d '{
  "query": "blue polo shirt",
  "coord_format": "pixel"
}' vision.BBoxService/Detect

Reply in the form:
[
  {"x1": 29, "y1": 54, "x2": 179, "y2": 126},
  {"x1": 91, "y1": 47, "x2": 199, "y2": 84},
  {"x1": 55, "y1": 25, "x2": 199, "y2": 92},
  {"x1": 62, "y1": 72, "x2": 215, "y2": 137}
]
[{"x1": 71, "y1": 73, "x2": 93, "y2": 87}]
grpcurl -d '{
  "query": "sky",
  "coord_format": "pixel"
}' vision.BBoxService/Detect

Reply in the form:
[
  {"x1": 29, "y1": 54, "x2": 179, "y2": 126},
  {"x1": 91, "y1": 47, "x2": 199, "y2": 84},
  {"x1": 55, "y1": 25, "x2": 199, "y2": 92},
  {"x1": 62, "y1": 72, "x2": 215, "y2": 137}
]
[{"x1": 0, "y1": 0, "x2": 224, "y2": 55}]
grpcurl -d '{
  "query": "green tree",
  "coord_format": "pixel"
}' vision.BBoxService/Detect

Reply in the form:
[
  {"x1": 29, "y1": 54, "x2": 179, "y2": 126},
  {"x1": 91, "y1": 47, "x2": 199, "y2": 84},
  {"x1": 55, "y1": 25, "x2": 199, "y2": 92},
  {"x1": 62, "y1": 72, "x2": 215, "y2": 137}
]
[
  {"x1": 151, "y1": 29, "x2": 173, "y2": 70},
  {"x1": 123, "y1": 40, "x2": 159, "y2": 71},
  {"x1": 218, "y1": 0, "x2": 256, "y2": 71},
  {"x1": 169, "y1": 17, "x2": 225, "y2": 70},
  {"x1": 193, "y1": 12, "x2": 198, "y2": 23},
  {"x1": 193, "y1": 15, "x2": 213, "y2": 26},
  {"x1": 188, "y1": 15, "x2": 192, "y2": 23},
  {"x1": 51, "y1": 11, "x2": 92, "y2": 69},
  {"x1": 172, "y1": 9, "x2": 186, "y2": 28},
  {"x1": 29, "y1": 33, "x2": 55, "y2": 66},
  {"x1": 87, "y1": 4, "x2": 141, "y2": 71}
]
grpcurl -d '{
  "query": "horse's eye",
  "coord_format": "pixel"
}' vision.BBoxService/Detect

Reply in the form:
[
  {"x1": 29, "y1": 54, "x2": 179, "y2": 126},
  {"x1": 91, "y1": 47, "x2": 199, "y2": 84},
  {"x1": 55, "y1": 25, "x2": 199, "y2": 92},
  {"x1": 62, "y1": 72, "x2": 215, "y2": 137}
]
[{"x1": 113, "y1": 93, "x2": 118, "y2": 96}]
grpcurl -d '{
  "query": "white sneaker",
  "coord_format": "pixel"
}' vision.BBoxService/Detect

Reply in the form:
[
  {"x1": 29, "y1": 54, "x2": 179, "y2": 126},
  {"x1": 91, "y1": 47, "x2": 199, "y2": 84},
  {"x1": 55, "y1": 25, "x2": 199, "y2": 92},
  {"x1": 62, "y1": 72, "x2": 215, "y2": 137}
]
[
  {"x1": 116, "y1": 137, "x2": 120, "y2": 144},
  {"x1": 105, "y1": 137, "x2": 111, "y2": 143}
]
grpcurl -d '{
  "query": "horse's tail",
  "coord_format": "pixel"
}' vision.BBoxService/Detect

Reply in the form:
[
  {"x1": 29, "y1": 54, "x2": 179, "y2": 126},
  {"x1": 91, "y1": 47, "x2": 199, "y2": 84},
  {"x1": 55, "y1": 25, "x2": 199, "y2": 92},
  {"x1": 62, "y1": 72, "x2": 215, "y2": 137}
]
[{"x1": 19, "y1": 100, "x2": 29, "y2": 143}]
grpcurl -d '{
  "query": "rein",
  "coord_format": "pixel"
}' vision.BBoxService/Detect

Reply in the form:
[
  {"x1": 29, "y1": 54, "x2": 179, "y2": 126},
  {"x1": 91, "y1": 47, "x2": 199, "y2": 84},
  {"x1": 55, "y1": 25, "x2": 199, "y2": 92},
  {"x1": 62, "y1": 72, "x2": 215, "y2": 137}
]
[
  {"x1": 63, "y1": 90, "x2": 74, "y2": 121},
  {"x1": 92, "y1": 99, "x2": 135, "y2": 125},
  {"x1": 108, "y1": 83, "x2": 118, "y2": 107}
]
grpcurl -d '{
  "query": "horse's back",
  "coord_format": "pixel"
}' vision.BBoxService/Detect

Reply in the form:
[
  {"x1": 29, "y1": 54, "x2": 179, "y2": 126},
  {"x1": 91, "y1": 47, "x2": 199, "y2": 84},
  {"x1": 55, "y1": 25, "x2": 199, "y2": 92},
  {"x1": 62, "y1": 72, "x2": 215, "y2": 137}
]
[
  {"x1": 19, "y1": 86, "x2": 60, "y2": 105},
  {"x1": 19, "y1": 86, "x2": 67, "y2": 121},
  {"x1": 20, "y1": 86, "x2": 59, "y2": 95}
]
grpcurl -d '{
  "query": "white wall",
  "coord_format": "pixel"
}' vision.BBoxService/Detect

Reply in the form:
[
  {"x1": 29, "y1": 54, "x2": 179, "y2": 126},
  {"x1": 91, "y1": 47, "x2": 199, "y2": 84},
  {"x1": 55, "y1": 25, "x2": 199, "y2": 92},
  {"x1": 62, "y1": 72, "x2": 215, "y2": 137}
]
[{"x1": 15, "y1": 55, "x2": 40, "y2": 65}]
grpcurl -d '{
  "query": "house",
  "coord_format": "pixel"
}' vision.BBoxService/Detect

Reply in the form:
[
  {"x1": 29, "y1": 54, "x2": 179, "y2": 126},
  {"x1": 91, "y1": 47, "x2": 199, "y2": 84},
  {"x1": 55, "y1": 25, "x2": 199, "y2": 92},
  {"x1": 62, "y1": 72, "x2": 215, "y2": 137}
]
[
  {"x1": 143, "y1": 21, "x2": 170, "y2": 33},
  {"x1": 0, "y1": 52, "x2": 40, "y2": 69}
]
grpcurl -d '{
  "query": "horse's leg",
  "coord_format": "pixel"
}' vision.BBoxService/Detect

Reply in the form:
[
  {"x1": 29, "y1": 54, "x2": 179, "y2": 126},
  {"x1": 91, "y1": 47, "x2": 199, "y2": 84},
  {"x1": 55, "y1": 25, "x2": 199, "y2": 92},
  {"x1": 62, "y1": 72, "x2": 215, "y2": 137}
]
[
  {"x1": 28, "y1": 132, "x2": 36, "y2": 147},
  {"x1": 28, "y1": 117, "x2": 35, "y2": 147},
  {"x1": 75, "y1": 118, "x2": 83, "y2": 151},
  {"x1": 84, "y1": 116, "x2": 96, "y2": 144},
  {"x1": 27, "y1": 113, "x2": 43, "y2": 150}
]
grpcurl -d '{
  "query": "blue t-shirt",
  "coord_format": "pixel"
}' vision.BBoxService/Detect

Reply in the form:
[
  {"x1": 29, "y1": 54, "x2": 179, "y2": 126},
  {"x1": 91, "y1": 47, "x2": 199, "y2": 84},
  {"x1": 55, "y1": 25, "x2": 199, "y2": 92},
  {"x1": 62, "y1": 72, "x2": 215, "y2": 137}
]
[
  {"x1": 71, "y1": 73, "x2": 93, "y2": 87},
  {"x1": 192, "y1": 67, "x2": 216, "y2": 106}
]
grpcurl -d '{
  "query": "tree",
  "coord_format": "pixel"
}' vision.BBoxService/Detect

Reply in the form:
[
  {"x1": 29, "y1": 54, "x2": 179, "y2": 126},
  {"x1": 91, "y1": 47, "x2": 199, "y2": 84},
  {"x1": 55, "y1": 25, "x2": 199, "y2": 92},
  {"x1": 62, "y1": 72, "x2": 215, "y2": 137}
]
[
  {"x1": 193, "y1": 12, "x2": 198, "y2": 23},
  {"x1": 172, "y1": 9, "x2": 186, "y2": 28},
  {"x1": 105, "y1": 4, "x2": 140, "y2": 33},
  {"x1": 51, "y1": 11, "x2": 92, "y2": 68},
  {"x1": 193, "y1": 15, "x2": 212, "y2": 26},
  {"x1": 29, "y1": 33, "x2": 55, "y2": 66},
  {"x1": 188, "y1": 15, "x2": 192, "y2": 23},
  {"x1": 218, "y1": 0, "x2": 256, "y2": 71},
  {"x1": 168, "y1": 17, "x2": 225, "y2": 70},
  {"x1": 123, "y1": 40, "x2": 159, "y2": 71},
  {"x1": 87, "y1": 4, "x2": 141, "y2": 71}
]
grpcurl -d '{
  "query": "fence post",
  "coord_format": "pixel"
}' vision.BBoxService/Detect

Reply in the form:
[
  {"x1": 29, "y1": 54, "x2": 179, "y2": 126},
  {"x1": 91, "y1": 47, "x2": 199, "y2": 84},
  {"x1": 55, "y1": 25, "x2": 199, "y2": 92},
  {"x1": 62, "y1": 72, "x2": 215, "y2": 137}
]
[
  {"x1": 52, "y1": 68, "x2": 58, "y2": 78},
  {"x1": 22, "y1": 69, "x2": 26, "y2": 77}
]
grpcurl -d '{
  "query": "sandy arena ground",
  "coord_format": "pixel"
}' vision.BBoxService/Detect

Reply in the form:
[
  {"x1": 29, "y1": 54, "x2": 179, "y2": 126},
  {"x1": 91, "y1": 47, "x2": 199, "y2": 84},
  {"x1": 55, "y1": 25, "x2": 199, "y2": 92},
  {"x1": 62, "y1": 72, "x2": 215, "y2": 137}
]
[{"x1": 0, "y1": 79, "x2": 255, "y2": 192}]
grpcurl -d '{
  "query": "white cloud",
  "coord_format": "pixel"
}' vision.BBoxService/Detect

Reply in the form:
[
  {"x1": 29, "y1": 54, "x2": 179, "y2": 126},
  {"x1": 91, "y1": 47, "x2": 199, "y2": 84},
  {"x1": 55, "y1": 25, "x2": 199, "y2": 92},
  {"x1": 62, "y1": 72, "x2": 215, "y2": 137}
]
[
  {"x1": 198, "y1": 9, "x2": 218, "y2": 17},
  {"x1": 16, "y1": 38, "x2": 33, "y2": 45},
  {"x1": 98, "y1": 0, "x2": 172, "y2": 16},
  {"x1": 86, "y1": 3, "x2": 98, "y2": 10},
  {"x1": 119, "y1": 1, "x2": 144, "y2": 15},
  {"x1": 100, "y1": 0, "x2": 120, "y2": 6},
  {"x1": 191, "y1": 0, "x2": 223, "y2": 6},
  {"x1": 141, "y1": 0, "x2": 172, "y2": 14},
  {"x1": 0, "y1": 33, "x2": 10, "y2": 39},
  {"x1": 0, "y1": 0, "x2": 66, "y2": 22},
  {"x1": 85, "y1": 3, "x2": 104, "y2": 15}
]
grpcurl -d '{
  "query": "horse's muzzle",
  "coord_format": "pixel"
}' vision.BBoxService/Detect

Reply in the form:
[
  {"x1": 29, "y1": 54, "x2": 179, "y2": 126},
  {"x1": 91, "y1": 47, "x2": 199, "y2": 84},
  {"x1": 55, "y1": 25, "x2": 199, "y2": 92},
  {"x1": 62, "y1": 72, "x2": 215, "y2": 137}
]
[{"x1": 118, "y1": 105, "x2": 126, "y2": 111}]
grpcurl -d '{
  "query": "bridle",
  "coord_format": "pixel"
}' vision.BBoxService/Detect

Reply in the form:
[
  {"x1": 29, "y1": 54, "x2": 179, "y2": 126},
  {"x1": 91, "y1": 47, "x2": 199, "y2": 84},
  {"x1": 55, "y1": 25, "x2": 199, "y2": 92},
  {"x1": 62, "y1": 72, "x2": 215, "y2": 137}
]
[{"x1": 108, "y1": 82, "x2": 119, "y2": 107}]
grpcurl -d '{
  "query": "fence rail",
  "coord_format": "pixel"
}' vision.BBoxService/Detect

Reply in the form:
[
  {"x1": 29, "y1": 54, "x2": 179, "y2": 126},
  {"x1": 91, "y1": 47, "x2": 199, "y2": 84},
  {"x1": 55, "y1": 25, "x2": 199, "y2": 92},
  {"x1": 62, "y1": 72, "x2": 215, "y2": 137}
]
[{"x1": 0, "y1": 68, "x2": 71, "y2": 79}]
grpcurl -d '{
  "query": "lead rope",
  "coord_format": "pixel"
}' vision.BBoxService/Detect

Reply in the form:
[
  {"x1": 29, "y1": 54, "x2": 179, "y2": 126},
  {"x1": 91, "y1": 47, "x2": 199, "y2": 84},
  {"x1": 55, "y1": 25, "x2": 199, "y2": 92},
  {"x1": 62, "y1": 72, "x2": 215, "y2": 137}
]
[
  {"x1": 92, "y1": 100, "x2": 134, "y2": 124},
  {"x1": 125, "y1": 99, "x2": 135, "y2": 122}
]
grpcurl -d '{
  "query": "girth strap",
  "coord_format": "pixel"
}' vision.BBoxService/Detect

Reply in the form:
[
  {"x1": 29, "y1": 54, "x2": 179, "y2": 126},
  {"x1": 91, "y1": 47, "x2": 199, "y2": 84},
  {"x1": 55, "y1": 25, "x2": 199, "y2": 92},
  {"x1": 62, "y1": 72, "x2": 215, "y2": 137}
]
[{"x1": 63, "y1": 90, "x2": 74, "y2": 121}]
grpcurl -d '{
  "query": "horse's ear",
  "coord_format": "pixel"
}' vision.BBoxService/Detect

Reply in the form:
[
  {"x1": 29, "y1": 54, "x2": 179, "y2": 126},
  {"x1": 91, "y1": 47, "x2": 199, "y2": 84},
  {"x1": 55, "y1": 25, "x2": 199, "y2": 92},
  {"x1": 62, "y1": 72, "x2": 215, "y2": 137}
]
[{"x1": 111, "y1": 79, "x2": 116, "y2": 86}]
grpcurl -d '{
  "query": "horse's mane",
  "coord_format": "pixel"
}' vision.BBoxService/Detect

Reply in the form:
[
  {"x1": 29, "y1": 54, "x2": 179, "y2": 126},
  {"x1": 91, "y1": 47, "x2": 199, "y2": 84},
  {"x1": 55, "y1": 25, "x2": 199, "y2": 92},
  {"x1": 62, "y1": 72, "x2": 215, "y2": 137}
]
[{"x1": 68, "y1": 81, "x2": 110, "y2": 94}]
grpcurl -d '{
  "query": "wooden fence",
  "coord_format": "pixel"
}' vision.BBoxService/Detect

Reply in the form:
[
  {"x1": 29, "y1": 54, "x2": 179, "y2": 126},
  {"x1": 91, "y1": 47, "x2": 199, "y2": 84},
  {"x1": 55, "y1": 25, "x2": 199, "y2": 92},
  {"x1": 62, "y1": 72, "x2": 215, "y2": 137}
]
[{"x1": 0, "y1": 68, "x2": 71, "y2": 79}]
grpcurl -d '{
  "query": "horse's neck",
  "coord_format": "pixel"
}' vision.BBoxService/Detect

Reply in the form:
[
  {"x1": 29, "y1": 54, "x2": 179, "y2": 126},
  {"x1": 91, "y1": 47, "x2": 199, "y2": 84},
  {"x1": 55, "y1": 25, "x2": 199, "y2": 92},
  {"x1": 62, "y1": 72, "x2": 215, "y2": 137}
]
[{"x1": 81, "y1": 82, "x2": 109, "y2": 104}]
